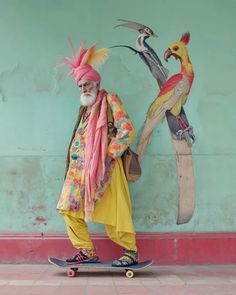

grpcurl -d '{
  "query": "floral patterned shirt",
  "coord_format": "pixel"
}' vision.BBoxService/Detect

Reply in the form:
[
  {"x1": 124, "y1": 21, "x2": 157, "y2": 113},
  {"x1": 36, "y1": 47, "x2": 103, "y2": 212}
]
[{"x1": 57, "y1": 93, "x2": 135, "y2": 212}]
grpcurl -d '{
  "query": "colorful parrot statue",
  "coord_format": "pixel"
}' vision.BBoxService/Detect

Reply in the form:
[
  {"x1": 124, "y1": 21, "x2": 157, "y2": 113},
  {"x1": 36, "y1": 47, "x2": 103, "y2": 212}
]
[{"x1": 137, "y1": 32, "x2": 194, "y2": 159}]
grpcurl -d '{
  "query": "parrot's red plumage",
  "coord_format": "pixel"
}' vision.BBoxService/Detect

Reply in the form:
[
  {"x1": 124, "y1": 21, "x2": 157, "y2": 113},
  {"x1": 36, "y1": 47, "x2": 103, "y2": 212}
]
[
  {"x1": 180, "y1": 32, "x2": 190, "y2": 44},
  {"x1": 158, "y1": 73, "x2": 183, "y2": 96}
]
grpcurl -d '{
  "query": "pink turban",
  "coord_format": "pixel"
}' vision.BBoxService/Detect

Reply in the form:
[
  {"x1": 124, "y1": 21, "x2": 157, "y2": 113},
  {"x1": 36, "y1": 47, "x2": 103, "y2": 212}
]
[
  {"x1": 62, "y1": 40, "x2": 108, "y2": 87},
  {"x1": 73, "y1": 64, "x2": 101, "y2": 85}
]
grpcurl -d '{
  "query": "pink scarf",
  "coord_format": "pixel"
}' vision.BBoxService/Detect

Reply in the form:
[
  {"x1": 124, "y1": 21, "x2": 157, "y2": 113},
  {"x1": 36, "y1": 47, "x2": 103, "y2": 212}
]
[{"x1": 84, "y1": 89, "x2": 108, "y2": 221}]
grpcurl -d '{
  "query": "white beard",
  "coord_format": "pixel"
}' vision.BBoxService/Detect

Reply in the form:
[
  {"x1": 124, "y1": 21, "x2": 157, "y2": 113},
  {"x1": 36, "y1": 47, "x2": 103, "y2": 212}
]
[{"x1": 80, "y1": 89, "x2": 97, "y2": 106}]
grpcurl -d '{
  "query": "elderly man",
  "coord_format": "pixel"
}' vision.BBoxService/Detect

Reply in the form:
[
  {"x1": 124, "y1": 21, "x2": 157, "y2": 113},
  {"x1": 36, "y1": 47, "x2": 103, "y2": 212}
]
[{"x1": 56, "y1": 41, "x2": 138, "y2": 267}]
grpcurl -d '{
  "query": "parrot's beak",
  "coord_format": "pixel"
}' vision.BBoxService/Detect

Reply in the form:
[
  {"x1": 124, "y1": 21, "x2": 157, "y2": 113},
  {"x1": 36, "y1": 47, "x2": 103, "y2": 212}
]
[
  {"x1": 153, "y1": 33, "x2": 158, "y2": 38},
  {"x1": 164, "y1": 48, "x2": 172, "y2": 62}
]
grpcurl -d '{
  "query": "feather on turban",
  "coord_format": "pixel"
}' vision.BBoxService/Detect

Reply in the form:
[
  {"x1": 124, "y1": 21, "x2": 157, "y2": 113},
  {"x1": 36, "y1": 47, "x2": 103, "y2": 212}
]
[{"x1": 62, "y1": 39, "x2": 109, "y2": 85}]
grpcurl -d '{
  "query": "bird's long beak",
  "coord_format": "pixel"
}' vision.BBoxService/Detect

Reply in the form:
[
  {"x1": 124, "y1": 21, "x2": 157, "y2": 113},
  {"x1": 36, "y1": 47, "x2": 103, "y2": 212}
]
[
  {"x1": 164, "y1": 48, "x2": 172, "y2": 62},
  {"x1": 153, "y1": 33, "x2": 158, "y2": 38}
]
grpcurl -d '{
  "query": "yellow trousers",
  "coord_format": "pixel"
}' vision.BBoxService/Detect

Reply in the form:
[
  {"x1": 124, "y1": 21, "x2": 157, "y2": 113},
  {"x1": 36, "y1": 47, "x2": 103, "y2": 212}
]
[
  {"x1": 63, "y1": 213, "x2": 137, "y2": 251},
  {"x1": 60, "y1": 158, "x2": 137, "y2": 252}
]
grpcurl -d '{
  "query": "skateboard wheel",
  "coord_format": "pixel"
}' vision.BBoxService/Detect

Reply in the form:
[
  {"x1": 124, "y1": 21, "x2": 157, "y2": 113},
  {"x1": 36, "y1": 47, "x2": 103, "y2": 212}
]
[
  {"x1": 125, "y1": 270, "x2": 134, "y2": 278},
  {"x1": 67, "y1": 269, "x2": 77, "y2": 277}
]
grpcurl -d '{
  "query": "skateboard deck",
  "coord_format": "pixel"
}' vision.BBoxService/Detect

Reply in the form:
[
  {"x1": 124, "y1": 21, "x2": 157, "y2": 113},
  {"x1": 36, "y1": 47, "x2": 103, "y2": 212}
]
[{"x1": 48, "y1": 257, "x2": 153, "y2": 278}]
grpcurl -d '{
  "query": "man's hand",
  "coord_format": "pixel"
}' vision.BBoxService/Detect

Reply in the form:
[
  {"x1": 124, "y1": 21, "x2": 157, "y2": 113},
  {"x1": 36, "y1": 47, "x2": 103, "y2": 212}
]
[{"x1": 105, "y1": 156, "x2": 115, "y2": 168}]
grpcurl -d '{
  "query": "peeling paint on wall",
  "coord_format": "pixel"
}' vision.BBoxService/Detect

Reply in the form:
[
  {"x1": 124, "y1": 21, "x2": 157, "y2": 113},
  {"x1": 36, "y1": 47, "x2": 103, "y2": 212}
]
[
  {"x1": 0, "y1": 63, "x2": 55, "y2": 98},
  {"x1": 0, "y1": 89, "x2": 5, "y2": 102},
  {"x1": 34, "y1": 216, "x2": 47, "y2": 226}
]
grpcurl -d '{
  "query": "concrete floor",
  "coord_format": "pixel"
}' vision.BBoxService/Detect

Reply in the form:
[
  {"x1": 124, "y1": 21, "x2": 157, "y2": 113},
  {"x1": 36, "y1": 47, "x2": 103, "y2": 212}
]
[{"x1": 0, "y1": 264, "x2": 236, "y2": 295}]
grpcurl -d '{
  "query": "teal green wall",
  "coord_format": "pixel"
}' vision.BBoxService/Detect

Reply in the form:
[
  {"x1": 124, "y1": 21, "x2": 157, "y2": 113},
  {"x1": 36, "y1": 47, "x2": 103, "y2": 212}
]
[{"x1": 0, "y1": 0, "x2": 236, "y2": 233}]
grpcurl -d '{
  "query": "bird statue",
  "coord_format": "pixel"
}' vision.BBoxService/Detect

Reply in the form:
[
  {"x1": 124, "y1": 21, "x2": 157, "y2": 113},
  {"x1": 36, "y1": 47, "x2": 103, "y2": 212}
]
[
  {"x1": 113, "y1": 20, "x2": 195, "y2": 156},
  {"x1": 137, "y1": 32, "x2": 194, "y2": 159},
  {"x1": 112, "y1": 19, "x2": 168, "y2": 88}
]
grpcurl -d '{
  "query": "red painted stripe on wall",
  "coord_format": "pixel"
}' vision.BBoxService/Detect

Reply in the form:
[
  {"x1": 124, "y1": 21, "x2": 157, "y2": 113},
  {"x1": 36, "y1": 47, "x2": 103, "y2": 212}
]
[{"x1": 1, "y1": 232, "x2": 236, "y2": 264}]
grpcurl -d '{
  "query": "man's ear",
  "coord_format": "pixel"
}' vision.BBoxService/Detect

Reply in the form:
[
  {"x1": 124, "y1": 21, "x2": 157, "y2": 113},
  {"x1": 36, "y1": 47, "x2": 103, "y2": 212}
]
[{"x1": 96, "y1": 82, "x2": 100, "y2": 91}]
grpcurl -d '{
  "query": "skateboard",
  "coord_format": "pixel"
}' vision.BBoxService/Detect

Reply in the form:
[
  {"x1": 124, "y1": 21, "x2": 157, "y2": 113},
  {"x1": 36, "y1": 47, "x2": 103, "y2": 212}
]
[{"x1": 48, "y1": 257, "x2": 153, "y2": 278}]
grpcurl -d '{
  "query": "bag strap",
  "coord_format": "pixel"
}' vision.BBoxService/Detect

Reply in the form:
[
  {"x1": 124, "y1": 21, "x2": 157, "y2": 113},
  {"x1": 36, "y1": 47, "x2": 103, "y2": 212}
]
[
  {"x1": 107, "y1": 96, "x2": 114, "y2": 124},
  {"x1": 107, "y1": 95, "x2": 117, "y2": 143}
]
